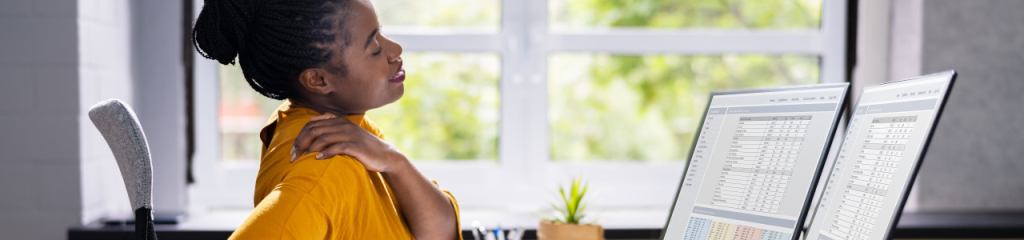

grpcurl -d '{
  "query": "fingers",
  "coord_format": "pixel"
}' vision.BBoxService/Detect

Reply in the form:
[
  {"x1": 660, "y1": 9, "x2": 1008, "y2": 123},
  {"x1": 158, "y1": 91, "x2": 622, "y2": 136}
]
[
  {"x1": 306, "y1": 133, "x2": 351, "y2": 158},
  {"x1": 291, "y1": 116, "x2": 359, "y2": 162},
  {"x1": 291, "y1": 122, "x2": 323, "y2": 162},
  {"x1": 292, "y1": 119, "x2": 342, "y2": 162},
  {"x1": 316, "y1": 142, "x2": 353, "y2": 160}
]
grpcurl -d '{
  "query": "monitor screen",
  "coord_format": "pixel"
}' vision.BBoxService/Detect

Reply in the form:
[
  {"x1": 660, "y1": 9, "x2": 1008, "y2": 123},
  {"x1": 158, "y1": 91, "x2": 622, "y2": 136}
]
[
  {"x1": 662, "y1": 84, "x2": 849, "y2": 240},
  {"x1": 804, "y1": 71, "x2": 956, "y2": 240}
]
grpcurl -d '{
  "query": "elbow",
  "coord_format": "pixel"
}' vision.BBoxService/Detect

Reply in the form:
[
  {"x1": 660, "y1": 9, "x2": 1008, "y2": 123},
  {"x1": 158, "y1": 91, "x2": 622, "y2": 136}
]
[{"x1": 412, "y1": 208, "x2": 459, "y2": 240}]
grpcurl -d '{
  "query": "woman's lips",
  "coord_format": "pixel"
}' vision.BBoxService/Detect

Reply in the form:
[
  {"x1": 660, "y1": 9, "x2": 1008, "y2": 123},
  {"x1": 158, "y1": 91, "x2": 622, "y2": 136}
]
[
  {"x1": 389, "y1": 68, "x2": 405, "y2": 83},
  {"x1": 389, "y1": 61, "x2": 405, "y2": 83}
]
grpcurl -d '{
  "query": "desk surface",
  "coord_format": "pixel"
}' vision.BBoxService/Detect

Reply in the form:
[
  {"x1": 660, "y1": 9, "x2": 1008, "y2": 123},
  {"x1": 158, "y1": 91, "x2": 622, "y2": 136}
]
[{"x1": 69, "y1": 212, "x2": 1024, "y2": 240}]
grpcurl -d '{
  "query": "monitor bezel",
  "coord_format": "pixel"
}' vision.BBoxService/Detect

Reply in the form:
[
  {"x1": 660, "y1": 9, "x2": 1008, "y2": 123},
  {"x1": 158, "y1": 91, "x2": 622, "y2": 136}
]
[
  {"x1": 660, "y1": 83, "x2": 850, "y2": 240},
  {"x1": 802, "y1": 70, "x2": 957, "y2": 240}
]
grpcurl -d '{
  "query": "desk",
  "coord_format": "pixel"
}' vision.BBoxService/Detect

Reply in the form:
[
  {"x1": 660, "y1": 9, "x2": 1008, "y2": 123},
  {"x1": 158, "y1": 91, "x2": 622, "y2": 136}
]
[{"x1": 68, "y1": 212, "x2": 1024, "y2": 240}]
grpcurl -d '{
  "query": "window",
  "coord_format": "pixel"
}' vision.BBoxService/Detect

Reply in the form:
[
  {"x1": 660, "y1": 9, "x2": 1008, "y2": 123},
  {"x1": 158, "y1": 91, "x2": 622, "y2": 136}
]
[
  {"x1": 192, "y1": 0, "x2": 848, "y2": 227},
  {"x1": 549, "y1": 0, "x2": 822, "y2": 29},
  {"x1": 550, "y1": 54, "x2": 820, "y2": 162},
  {"x1": 373, "y1": 0, "x2": 499, "y2": 30}
]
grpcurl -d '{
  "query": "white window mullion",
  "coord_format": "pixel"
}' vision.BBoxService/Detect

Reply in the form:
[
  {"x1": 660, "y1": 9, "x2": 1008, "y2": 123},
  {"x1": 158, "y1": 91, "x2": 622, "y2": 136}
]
[
  {"x1": 520, "y1": 0, "x2": 551, "y2": 179},
  {"x1": 477, "y1": 0, "x2": 545, "y2": 209},
  {"x1": 498, "y1": 0, "x2": 525, "y2": 168},
  {"x1": 821, "y1": 0, "x2": 849, "y2": 84}
]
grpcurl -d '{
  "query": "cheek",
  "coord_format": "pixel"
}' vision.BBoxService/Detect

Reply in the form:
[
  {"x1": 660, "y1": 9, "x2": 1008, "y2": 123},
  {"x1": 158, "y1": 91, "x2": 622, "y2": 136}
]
[
  {"x1": 335, "y1": 56, "x2": 398, "y2": 108},
  {"x1": 341, "y1": 72, "x2": 389, "y2": 104},
  {"x1": 347, "y1": 58, "x2": 388, "y2": 82},
  {"x1": 357, "y1": 72, "x2": 402, "y2": 107}
]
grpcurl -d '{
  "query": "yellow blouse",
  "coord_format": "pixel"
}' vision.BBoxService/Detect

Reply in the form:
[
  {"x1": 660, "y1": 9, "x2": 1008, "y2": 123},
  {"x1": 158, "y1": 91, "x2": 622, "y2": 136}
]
[{"x1": 229, "y1": 101, "x2": 462, "y2": 239}]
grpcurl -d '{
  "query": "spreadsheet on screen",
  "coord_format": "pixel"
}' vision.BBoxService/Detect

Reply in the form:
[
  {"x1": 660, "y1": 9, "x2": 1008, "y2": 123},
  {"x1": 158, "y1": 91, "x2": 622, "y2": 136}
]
[
  {"x1": 662, "y1": 84, "x2": 848, "y2": 240},
  {"x1": 804, "y1": 73, "x2": 954, "y2": 240}
]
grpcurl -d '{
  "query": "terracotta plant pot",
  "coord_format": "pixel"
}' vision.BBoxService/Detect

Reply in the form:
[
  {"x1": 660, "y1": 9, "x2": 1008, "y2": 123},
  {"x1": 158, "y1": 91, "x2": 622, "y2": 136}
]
[{"x1": 537, "y1": 220, "x2": 604, "y2": 240}]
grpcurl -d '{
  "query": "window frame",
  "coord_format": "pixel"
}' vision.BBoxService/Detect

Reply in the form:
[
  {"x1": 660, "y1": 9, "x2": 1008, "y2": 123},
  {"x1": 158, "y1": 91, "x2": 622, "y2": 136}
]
[{"x1": 189, "y1": 0, "x2": 850, "y2": 224}]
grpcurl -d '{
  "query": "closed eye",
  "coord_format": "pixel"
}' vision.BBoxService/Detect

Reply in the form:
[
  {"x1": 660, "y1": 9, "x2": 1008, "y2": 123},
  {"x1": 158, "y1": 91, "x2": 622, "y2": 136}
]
[{"x1": 372, "y1": 46, "x2": 383, "y2": 56}]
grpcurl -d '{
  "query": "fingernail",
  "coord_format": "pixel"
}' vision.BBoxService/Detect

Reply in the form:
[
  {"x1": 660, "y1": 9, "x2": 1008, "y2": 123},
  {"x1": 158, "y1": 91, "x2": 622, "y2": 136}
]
[
  {"x1": 290, "y1": 153, "x2": 297, "y2": 162},
  {"x1": 316, "y1": 153, "x2": 324, "y2": 160},
  {"x1": 290, "y1": 147, "x2": 295, "y2": 156}
]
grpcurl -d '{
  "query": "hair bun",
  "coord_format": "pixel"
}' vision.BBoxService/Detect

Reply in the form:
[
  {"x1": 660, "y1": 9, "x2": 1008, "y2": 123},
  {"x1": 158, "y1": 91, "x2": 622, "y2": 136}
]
[
  {"x1": 190, "y1": 0, "x2": 349, "y2": 100},
  {"x1": 192, "y1": 0, "x2": 259, "y2": 65}
]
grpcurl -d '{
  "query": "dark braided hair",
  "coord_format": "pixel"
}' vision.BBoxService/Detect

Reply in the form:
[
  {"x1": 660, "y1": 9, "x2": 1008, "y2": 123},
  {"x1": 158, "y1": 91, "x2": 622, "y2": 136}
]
[{"x1": 193, "y1": 0, "x2": 352, "y2": 100}]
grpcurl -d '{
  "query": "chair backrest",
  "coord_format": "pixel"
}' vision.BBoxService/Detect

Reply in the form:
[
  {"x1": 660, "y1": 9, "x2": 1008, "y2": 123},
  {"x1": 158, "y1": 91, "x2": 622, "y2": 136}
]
[{"x1": 88, "y1": 99, "x2": 158, "y2": 240}]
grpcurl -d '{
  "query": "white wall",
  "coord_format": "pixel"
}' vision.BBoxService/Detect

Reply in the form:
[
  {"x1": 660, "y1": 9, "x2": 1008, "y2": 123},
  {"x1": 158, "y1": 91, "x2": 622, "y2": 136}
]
[
  {"x1": 79, "y1": 0, "x2": 135, "y2": 224},
  {"x1": 0, "y1": 0, "x2": 81, "y2": 239},
  {"x1": 0, "y1": 0, "x2": 138, "y2": 239}
]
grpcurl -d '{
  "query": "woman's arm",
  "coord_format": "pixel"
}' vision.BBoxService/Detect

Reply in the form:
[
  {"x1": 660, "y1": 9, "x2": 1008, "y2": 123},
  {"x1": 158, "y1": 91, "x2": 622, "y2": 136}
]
[
  {"x1": 381, "y1": 155, "x2": 459, "y2": 240},
  {"x1": 290, "y1": 114, "x2": 459, "y2": 240}
]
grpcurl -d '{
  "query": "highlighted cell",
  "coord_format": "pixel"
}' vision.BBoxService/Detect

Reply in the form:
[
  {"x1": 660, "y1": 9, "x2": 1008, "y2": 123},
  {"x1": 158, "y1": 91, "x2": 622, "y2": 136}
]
[
  {"x1": 708, "y1": 221, "x2": 738, "y2": 240},
  {"x1": 684, "y1": 217, "x2": 713, "y2": 240},
  {"x1": 733, "y1": 225, "x2": 763, "y2": 240}
]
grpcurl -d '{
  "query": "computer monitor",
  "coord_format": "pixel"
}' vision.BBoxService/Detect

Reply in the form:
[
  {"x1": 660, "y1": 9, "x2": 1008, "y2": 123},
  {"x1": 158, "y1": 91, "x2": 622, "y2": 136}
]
[
  {"x1": 802, "y1": 71, "x2": 956, "y2": 240},
  {"x1": 661, "y1": 83, "x2": 850, "y2": 240}
]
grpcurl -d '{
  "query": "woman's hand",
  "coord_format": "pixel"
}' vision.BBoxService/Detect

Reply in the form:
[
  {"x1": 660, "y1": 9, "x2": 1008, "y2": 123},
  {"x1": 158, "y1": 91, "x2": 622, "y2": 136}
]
[
  {"x1": 290, "y1": 113, "x2": 407, "y2": 173},
  {"x1": 293, "y1": 113, "x2": 459, "y2": 240}
]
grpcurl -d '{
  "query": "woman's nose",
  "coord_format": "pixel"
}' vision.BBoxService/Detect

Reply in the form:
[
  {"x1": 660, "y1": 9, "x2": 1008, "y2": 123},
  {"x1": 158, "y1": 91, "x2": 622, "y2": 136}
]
[{"x1": 385, "y1": 38, "x2": 403, "y2": 63}]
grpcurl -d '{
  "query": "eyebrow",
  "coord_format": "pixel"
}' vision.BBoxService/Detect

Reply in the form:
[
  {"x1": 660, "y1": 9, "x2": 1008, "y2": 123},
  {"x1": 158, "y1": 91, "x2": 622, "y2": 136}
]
[{"x1": 363, "y1": 27, "x2": 379, "y2": 51}]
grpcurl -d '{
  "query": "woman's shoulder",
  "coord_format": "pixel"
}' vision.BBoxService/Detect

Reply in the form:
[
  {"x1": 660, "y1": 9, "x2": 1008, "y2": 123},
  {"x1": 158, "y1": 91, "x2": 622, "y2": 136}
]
[
  {"x1": 360, "y1": 117, "x2": 386, "y2": 139},
  {"x1": 256, "y1": 104, "x2": 371, "y2": 194},
  {"x1": 258, "y1": 149, "x2": 382, "y2": 206},
  {"x1": 257, "y1": 102, "x2": 388, "y2": 196},
  {"x1": 284, "y1": 154, "x2": 375, "y2": 190}
]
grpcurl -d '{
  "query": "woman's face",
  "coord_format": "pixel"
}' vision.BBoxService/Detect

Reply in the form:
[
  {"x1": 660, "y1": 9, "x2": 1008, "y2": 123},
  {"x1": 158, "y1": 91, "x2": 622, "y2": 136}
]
[{"x1": 317, "y1": 0, "x2": 404, "y2": 113}]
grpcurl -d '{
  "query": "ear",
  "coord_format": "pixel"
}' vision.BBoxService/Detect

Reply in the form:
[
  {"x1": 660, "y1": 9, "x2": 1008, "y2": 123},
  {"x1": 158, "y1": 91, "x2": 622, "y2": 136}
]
[{"x1": 297, "y1": 68, "x2": 333, "y2": 95}]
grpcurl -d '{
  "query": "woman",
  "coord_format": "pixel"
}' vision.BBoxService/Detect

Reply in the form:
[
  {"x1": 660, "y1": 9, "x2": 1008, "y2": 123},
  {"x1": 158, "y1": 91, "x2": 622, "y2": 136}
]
[{"x1": 192, "y1": 0, "x2": 461, "y2": 239}]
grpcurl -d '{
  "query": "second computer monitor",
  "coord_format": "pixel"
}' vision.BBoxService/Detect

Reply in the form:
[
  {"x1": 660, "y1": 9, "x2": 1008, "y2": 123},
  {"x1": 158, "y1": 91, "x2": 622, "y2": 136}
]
[
  {"x1": 804, "y1": 71, "x2": 956, "y2": 240},
  {"x1": 661, "y1": 83, "x2": 849, "y2": 240}
]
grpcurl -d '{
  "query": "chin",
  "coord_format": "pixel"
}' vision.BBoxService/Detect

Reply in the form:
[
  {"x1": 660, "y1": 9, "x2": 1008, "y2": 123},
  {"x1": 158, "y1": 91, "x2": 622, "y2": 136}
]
[
  {"x1": 377, "y1": 87, "x2": 404, "y2": 108},
  {"x1": 393, "y1": 83, "x2": 405, "y2": 99},
  {"x1": 389, "y1": 88, "x2": 404, "y2": 104}
]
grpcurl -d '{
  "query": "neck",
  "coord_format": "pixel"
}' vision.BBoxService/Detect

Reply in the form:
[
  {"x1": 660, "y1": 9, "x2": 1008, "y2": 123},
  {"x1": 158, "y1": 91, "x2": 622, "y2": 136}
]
[{"x1": 288, "y1": 97, "x2": 365, "y2": 116}]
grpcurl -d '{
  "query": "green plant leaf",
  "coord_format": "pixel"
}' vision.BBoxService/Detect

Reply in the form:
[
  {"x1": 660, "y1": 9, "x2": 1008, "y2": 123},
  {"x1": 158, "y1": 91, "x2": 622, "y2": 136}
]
[
  {"x1": 576, "y1": 203, "x2": 589, "y2": 223},
  {"x1": 559, "y1": 185, "x2": 573, "y2": 223},
  {"x1": 548, "y1": 175, "x2": 593, "y2": 224}
]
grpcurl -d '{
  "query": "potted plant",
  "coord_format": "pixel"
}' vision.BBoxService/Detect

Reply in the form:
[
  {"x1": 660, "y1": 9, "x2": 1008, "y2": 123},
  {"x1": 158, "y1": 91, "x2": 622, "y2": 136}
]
[{"x1": 538, "y1": 176, "x2": 603, "y2": 240}]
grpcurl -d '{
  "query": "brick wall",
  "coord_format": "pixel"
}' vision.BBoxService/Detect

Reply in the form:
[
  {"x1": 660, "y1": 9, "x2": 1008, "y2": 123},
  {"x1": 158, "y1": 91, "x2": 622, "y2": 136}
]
[
  {"x1": 79, "y1": 0, "x2": 135, "y2": 225},
  {"x1": 0, "y1": 0, "x2": 135, "y2": 239},
  {"x1": 0, "y1": 0, "x2": 81, "y2": 239}
]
